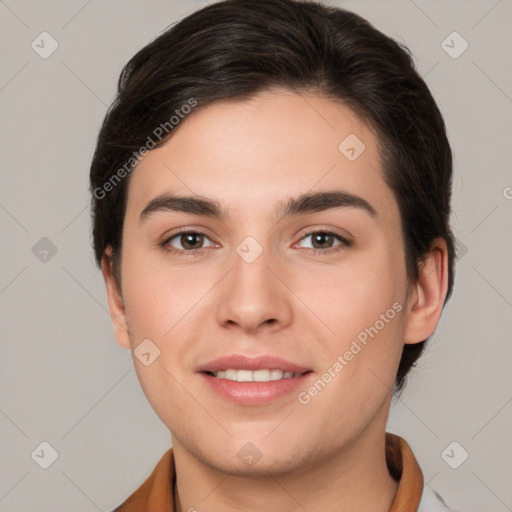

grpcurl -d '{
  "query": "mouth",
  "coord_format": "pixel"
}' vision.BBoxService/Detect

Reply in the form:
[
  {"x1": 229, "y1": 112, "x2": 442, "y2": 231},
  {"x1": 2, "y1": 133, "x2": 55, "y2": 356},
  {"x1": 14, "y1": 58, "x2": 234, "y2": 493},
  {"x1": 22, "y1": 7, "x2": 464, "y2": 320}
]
[
  {"x1": 203, "y1": 369, "x2": 310, "y2": 382},
  {"x1": 197, "y1": 355, "x2": 314, "y2": 405}
]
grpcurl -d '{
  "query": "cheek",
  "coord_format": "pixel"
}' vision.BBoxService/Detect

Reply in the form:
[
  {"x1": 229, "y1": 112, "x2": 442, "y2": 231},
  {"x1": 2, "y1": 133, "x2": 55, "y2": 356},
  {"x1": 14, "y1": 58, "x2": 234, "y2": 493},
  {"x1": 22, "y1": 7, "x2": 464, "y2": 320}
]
[
  {"x1": 119, "y1": 251, "x2": 207, "y2": 428},
  {"x1": 120, "y1": 238, "x2": 209, "y2": 340},
  {"x1": 299, "y1": 244, "x2": 405, "y2": 338},
  {"x1": 292, "y1": 241, "x2": 407, "y2": 394},
  {"x1": 294, "y1": 266, "x2": 405, "y2": 437}
]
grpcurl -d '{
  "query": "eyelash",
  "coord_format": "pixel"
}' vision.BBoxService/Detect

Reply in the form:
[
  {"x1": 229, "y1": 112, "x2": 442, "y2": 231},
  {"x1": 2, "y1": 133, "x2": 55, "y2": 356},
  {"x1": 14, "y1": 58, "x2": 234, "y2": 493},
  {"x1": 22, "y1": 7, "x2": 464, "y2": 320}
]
[{"x1": 161, "y1": 229, "x2": 352, "y2": 256}]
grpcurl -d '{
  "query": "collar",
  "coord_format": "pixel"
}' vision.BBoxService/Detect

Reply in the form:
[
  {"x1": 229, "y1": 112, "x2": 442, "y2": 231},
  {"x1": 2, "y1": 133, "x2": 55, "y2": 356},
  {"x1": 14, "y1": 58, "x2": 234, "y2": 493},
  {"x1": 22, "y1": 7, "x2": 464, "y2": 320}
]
[{"x1": 113, "y1": 432, "x2": 424, "y2": 512}]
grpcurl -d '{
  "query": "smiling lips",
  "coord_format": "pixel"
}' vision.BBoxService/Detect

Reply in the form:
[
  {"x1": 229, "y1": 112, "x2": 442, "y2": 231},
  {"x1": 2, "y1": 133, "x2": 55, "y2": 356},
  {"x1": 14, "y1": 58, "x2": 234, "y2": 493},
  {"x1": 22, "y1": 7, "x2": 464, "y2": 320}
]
[
  {"x1": 198, "y1": 355, "x2": 313, "y2": 405},
  {"x1": 211, "y1": 369, "x2": 303, "y2": 382}
]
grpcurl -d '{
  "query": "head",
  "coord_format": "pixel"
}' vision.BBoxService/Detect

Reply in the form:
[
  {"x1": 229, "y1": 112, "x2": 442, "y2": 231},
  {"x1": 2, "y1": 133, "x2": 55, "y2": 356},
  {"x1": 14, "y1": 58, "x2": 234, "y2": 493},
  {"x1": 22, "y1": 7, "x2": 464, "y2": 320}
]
[{"x1": 90, "y1": 0, "x2": 454, "y2": 474}]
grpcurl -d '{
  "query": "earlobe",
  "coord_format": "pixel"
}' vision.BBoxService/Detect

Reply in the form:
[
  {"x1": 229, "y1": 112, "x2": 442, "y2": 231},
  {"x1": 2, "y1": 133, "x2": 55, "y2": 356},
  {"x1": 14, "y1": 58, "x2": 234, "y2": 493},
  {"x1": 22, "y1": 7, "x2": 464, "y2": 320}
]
[
  {"x1": 403, "y1": 238, "x2": 449, "y2": 344},
  {"x1": 101, "y1": 247, "x2": 131, "y2": 350}
]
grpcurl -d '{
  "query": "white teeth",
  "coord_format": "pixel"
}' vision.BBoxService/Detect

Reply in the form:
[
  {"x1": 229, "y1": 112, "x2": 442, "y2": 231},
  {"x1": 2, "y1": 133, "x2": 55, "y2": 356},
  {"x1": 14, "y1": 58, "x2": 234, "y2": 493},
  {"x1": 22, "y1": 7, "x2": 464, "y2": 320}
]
[
  {"x1": 224, "y1": 369, "x2": 237, "y2": 381},
  {"x1": 270, "y1": 369, "x2": 283, "y2": 381},
  {"x1": 253, "y1": 369, "x2": 271, "y2": 382},
  {"x1": 236, "y1": 370, "x2": 253, "y2": 382},
  {"x1": 211, "y1": 369, "x2": 301, "y2": 382}
]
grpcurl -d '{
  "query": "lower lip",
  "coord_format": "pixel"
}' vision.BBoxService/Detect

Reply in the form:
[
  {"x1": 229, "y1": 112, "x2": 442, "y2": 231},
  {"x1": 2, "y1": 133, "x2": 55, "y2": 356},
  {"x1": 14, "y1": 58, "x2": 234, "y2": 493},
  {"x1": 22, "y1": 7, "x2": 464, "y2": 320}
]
[{"x1": 199, "y1": 372, "x2": 313, "y2": 405}]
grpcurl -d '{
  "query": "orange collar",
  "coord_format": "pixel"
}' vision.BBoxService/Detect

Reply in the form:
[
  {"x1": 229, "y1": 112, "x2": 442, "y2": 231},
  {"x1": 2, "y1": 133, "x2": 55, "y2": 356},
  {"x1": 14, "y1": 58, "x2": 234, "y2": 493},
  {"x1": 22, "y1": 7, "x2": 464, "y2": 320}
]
[{"x1": 114, "y1": 432, "x2": 424, "y2": 512}]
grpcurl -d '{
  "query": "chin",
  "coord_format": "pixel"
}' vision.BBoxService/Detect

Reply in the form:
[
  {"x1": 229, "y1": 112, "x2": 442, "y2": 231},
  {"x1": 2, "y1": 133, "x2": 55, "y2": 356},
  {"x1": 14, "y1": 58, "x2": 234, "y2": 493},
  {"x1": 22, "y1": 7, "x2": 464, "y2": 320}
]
[
  {"x1": 209, "y1": 449, "x2": 306, "y2": 477},
  {"x1": 204, "y1": 434, "x2": 317, "y2": 475}
]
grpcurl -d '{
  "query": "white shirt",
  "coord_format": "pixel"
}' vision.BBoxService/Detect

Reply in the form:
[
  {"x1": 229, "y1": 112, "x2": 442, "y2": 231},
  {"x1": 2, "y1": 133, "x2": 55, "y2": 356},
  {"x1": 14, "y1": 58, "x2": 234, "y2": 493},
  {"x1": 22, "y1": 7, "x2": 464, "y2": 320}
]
[{"x1": 419, "y1": 486, "x2": 453, "y2": 511}]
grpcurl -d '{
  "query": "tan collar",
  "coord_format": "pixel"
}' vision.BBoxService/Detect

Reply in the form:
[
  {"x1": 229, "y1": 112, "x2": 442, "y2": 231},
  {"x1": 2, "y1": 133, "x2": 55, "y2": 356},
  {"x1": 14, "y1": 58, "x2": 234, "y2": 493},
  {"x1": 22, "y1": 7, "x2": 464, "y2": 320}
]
[{"x1": 386, "y1": 432, "x2": 425, "y2": 511}]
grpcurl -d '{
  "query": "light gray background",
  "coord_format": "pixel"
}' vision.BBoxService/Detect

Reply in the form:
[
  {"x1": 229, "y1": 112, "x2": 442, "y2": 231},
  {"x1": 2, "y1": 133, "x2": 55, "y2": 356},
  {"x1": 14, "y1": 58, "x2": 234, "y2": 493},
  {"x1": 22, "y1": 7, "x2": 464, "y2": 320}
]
[{"x1": 1, "y1": 0, "x2": 511, "y2": 511}]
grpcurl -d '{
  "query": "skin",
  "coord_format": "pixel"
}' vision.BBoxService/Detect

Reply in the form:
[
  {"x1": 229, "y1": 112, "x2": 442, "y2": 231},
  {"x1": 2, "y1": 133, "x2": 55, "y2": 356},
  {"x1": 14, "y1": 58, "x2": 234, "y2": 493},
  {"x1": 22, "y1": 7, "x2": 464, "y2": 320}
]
[{"x1": 102, "y1": 89, "x2": 448, "y2": 512}]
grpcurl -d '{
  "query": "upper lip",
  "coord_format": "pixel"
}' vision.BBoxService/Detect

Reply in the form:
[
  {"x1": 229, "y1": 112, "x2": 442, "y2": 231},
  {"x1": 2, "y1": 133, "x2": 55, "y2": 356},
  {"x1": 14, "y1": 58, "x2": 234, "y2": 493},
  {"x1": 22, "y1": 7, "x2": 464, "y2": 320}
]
[{"x1": 197, "y1": 355, "x2": 311, "y2": 374}]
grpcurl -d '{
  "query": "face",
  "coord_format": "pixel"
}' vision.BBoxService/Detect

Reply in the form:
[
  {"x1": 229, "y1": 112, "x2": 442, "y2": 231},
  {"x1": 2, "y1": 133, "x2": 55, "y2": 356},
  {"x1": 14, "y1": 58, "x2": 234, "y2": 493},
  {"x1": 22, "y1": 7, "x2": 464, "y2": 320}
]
[{"x1": 107, "y1": 89, "x2": 418, "y2": 475}]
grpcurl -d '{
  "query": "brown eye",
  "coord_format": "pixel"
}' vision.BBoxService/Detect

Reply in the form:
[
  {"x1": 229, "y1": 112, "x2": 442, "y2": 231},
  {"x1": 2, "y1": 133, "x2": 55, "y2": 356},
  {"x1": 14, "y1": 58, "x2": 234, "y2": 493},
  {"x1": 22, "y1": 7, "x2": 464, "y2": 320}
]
[
  {"x1": 311, "y1": 232, "x2": 335, "y2": 249},
  {"x1": 296, "y1": 231, "x2": 351, "y2": 252},
  {"x1": 165, "y1": 231, "x2": 215, "y2": 252},
  {"x1": 180, "y1": 233, "x2": 204, "y2": 250}
]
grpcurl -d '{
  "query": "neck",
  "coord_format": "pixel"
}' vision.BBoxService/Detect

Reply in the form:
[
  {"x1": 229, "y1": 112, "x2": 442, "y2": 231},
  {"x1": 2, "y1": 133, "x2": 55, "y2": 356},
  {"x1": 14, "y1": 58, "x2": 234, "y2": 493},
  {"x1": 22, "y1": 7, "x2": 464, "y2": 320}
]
[{"x1": 172, "y1": 422, "x2": 399, "y2": 512}]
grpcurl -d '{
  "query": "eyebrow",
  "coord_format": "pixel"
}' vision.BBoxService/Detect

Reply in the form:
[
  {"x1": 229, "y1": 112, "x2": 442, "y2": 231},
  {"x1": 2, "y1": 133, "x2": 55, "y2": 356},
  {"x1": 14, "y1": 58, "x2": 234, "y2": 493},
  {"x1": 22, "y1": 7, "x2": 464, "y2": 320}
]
[{"x1": 139, "y1": 190, "x2": 377, "y2": 223}]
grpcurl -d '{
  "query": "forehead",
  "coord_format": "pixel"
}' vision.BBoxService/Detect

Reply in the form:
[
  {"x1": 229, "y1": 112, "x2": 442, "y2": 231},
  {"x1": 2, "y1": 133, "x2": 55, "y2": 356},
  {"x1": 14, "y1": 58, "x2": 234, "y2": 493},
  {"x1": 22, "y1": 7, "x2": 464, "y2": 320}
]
[{"x1": 125, "y1": 90, "x2": 399, "y2": 224}]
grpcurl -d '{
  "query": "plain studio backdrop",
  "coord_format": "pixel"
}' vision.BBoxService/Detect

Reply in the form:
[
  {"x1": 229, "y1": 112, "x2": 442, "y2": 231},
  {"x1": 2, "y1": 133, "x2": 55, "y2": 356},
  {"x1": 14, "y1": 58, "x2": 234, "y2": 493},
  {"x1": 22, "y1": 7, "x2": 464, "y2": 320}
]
[{"x1": 0, "y1": 1, "x2": 511, "y2": 511}]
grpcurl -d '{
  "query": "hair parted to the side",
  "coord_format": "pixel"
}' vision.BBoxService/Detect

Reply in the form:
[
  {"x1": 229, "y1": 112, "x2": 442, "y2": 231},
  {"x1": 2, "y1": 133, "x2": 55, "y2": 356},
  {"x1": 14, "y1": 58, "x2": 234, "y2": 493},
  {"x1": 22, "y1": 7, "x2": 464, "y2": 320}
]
[{"x1": 89, "y1": 0, "x2": 455, "y2": 395}]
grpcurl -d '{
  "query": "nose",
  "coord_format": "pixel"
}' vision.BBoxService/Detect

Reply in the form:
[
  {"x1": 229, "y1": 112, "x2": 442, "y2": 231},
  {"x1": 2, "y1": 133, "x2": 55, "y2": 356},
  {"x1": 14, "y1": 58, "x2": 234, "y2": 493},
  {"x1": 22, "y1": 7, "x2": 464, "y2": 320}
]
[{"x1": 214, "y1": 247, "x2": 293, "y2": 334}]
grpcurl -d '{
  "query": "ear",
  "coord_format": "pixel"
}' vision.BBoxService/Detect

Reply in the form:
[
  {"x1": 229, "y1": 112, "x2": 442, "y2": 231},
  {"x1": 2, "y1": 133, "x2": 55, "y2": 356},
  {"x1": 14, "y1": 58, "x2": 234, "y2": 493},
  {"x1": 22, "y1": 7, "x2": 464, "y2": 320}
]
[
  {"x1": 403, "y1": 238, "x2": 450, "y2": 344},
  {"x1": 101, "y1": 246, "x2": 131, "y2": 350}
]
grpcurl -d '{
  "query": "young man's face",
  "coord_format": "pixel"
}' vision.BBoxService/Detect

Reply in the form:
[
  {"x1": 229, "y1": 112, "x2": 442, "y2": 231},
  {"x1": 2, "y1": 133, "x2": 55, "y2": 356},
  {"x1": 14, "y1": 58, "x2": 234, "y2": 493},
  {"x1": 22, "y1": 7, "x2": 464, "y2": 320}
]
[{"x1": 103, "y1": 89, "x2": 436, "y2": 475}]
